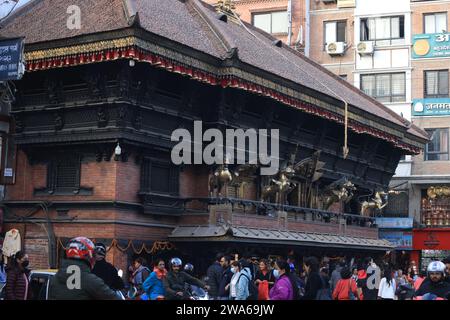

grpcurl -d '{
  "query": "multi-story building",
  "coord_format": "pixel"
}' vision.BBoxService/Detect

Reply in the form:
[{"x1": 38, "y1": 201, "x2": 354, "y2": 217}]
[
  {"x1": 407, "y1": 0, "x2": 450, "y2": 270},
  {"x1": 1, "y1": 0, "x2": 427, "y2": 272},
  {"x1": 206, "y1": 0, "x2": 449, "y2": 269}
]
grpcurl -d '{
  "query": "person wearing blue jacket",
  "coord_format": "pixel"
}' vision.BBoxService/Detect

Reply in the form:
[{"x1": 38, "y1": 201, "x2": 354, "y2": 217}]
[{"x1": 143, "y1": 259, "x2": 167, "y2": 300}]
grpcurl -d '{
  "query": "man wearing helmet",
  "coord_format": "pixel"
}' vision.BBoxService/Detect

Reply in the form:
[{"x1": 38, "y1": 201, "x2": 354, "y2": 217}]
[
  {"x1": 48, "y1": 237, "x2": 120, "y2": 300},
  {"x1": 163, "y1": 257, "x2": 209, "y2": 300},
  {"x1": 92, "y1": 243, "x2": 125, "y2": 291},
  {"x1": 415, "y1": 261, "x2": 450, "y2": 299}
]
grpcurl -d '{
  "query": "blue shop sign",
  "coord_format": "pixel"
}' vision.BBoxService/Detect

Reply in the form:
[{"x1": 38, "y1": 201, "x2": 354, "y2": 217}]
[
  {"x1": 412, "y1": 99, "x2": 450, "y2": 116},
  {"x1": 375, "y1": 218, "x2": 413, "y2": 229},
  {"x1": 379, "y1": 231, "x2": 413, "y2": 250},
  {"x1": 412, "y1": 33, "x2": 450, "y2": 59},
  {"x1": 0, "y1": 37, "x2": 24, "y2": 81}
]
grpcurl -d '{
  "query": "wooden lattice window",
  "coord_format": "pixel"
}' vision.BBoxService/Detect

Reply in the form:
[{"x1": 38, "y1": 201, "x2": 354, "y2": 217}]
[
  {"x1": 47, "y1": 155, "x2": 81, "y2": 193},
  {"x1": 141, "y1": 158, "x2": 179, "y2": 195}
]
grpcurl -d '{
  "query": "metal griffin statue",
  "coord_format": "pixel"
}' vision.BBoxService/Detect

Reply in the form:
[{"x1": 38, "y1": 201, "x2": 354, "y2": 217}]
[
  {"x1": 321, "y1": 177, "x2": 356, "y2": 210},
  {"x1": 360, "y1": 190, "x2": 405, "y2": 216},
  {"x1": 261, "y1": 166, "x2": 296, "y2": 205}
]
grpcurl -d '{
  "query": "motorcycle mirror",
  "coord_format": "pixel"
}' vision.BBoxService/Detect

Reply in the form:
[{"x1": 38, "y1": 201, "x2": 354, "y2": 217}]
[{"x1": 118, "y1": 269, "x2": 123, "y2": 277}]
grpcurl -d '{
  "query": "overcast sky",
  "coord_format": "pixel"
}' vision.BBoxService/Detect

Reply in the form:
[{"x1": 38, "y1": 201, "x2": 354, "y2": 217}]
[{"x1": 0, "y1": 0, "x2": 30, "y2": 20}]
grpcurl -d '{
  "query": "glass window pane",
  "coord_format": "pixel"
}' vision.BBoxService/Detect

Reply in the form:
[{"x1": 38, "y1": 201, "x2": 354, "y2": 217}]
[
  {"x1": 391, "y1": 17, "x2": 400, "y2": 38},
  {"x1": 361, "y1": 75, "x2": 375, "y2": 97},
  {"x1": 428, "y1": 130, "x2": 438, "y2": 152},
  {"x1": 440, "y1": 129, "x2": 449, "y2": 153},
  {"x1": 376, "y1": 17, "x2": 391, "y2": 40},
  {"x1": 271, "y1": 11, "x2": 288, "y2": 33},
  {"x1": 254, "y1": 14, "x2": 271, "y2": 33},
  {"x1": 337, "y1": 21, "x2": 346, "y2": 42},
  {"x1": 425, "y1": 15, "x2": 435, "y2": 34},
  {"x1": 392, "y1": 73, "x2": 405, "y2": 95},
  {"x1": 368, "y1": 18, "x2": 376, "y2": 40},
  {"x1": 436, "y1": 13, "x2": 447, "y2": 33},
  {"x1": 360, "y1": 19, "x2": 369, "y2": 41},
  {"x1": 426, "y1": 71, "x2": 438, "y2": 96},
  {"x1": 376, "y1": 74, "x2": 391, "y2": 97},
  {"x1": 439, "y1": 71, "x2": 449, "y2": 95},
  {"x1": 325, "y1": 22, "x2": 337, "y2": 44}
]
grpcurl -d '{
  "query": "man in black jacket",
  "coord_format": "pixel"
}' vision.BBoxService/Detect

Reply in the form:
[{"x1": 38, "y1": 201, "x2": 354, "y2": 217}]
[
  {"x1": 207, "y1": 253, "x2": 224, "y2": 299},
  {"x1": 218, "y1": 255, "x2": 233, "y2": 300},
  {"x1": 92, "y1": 243, "x2": 125, "y2": 291},
  {"x1": 415, "y1": 261, "x2": 450, "y2": 299},
  {"x1": 164, "y1": 257, "x2": 209, "y2": 300}
]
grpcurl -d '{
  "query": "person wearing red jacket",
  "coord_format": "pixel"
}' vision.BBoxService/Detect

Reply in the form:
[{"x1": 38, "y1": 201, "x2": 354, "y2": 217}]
[{"x1": 333, "y1": 267, "x2": 359, "y2": 300}]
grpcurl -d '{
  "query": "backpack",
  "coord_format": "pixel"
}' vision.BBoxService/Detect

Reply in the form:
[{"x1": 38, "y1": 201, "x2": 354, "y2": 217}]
[{"x1": 239, "y1": 272, "x2": 258, "y2": 300}]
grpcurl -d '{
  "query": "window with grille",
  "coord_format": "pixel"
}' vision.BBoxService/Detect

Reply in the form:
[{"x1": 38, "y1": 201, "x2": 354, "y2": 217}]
[
  {"x1": 424, "y1": 70, "x2": 449, "y2": 98},
  {"x1": 424, "y1": 12, "x2": 447, "y2": 34},
  {"x1": 360, "y1": 16, "x2": 404, "y2": 45},
  {"x1": 425, "y1": 128, "x2": 449, "y2": 161},
  {"x1": 141, "y1": 158, "x2": 179, "y2": 195},
  {"x1": 47, "y1": 155, "x2": 81, "y2": 192},
  {"x1": 252, "y1": 11, "x2": 288, "y2": 34},
  {"x1": 383, "y1": 192, "x2": 409, "y2": 217},
  {"x1": 360, "y1": 73, "x2": 406, "y2": 103}
]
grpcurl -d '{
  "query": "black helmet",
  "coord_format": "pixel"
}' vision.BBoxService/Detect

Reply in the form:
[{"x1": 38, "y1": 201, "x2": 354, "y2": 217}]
[{"x1": 94, "y1": 243, "x2": 107, "y2": 258}]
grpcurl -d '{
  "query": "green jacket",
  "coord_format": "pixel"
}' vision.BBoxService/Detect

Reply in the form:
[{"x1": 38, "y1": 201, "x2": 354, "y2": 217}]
[{"x1": 49, "y1": 259, "x2": 120, "y2": 300}]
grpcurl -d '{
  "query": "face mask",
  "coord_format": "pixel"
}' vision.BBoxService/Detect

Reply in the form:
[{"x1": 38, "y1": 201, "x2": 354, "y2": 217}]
[
  {"x1": 273, "y1": 269, "x2": 280, "y2": 279},
  {"x1": 231, "y1": 267, "x2": 237, "y2": 274},
  {"x1": 22, "y1": 260, "x2": 30, "y2": 268}
]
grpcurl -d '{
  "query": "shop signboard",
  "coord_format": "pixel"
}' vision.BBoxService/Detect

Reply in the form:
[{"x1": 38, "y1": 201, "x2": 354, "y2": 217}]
[
  {"x1": 413, "y1": 229, "x2": 450, "y2": 250},
  {"x1": 412, "y1": 33, "x2": 450, "y2": 59},
  {"x1": 0, "y1": 37, "x2": 25, "y2": 81},
  {"x1": 375, "y1": 218, "x2": 413, "y2": 229},
  {"x1": 379, "y1": 231, "x2": 413, "y2": 250},
  {"x1": 412, "y1": 99, "x2": 450, "y2": 117}
]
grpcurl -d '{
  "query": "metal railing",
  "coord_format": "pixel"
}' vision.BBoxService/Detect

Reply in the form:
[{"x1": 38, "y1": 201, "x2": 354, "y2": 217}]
[{"x1": 139, "y1": 192, "x2": 377, "y2": 228}]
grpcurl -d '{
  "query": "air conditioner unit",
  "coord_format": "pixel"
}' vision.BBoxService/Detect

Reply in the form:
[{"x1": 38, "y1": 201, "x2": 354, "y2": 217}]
[
  {"x1": 356, "y1": 41, "x2": 374, "y2": 55},
  {"x1": 322, "y1": 0, "x2": 336, "y2": 3},
  {"x1": 326, "y1": 42, "x2": 346, "y2": 55}
]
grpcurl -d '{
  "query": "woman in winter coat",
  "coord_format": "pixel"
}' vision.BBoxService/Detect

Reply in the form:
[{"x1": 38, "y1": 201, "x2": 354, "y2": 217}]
[
  {"x1": 228, "y1": 260, "x2": 251, "y2": 300},
  {"x1": 5, "y1": 251, "x2": 32, "y2": 300},
  {"x1": 332, "y1": 267, "x2": 359, "y2": 300},
  {"x1": 269, "y1": 259, "x2": 296, "y2": 300},
  {"x1": 143, "y1": 259, "x2": 167, "y2": 300}
]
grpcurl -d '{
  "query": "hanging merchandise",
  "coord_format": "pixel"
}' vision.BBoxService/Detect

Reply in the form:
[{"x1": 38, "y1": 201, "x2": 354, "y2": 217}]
[{"x1": 2, "y1": 229, "x2": 21, "y2": 258}]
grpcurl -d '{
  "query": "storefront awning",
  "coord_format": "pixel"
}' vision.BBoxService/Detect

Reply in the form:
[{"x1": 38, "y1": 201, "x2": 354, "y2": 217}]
[{"x1": 169, "y1": 225, "x2": 394, "y2": 251}]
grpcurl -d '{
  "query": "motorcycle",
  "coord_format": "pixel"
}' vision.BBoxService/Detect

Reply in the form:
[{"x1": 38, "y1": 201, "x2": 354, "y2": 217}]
[{"x1": 185, "y1": 284, "x2": 209, "y2": 300}]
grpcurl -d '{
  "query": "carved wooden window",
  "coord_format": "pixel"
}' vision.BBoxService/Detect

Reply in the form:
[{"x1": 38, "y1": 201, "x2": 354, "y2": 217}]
[
  {"x1": 141, "y1": 158, "x2": 179, "y2": 195},
  {"x1": 47, "y1": 155, "x2": 81, "y2": 193}
]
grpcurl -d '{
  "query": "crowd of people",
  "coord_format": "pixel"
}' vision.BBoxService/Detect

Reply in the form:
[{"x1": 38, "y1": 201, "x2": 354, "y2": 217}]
[{"x1": 1, "y1": 236, "x2": 450, "y2": 300}]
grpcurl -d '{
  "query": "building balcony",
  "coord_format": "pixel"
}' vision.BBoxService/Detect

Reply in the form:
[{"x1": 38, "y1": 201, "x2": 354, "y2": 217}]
[{"x1": 139, "y1": 192, "x2": 379, "y2": 239}]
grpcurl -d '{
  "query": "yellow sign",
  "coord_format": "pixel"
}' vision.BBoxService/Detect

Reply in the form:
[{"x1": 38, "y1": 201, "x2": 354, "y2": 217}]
[
  {"x1": 413, "y1": 39, "x2": 431, "y2": 56},
  {"x1": 337, "y1": 0, "x2": 356, "y2": 8}
]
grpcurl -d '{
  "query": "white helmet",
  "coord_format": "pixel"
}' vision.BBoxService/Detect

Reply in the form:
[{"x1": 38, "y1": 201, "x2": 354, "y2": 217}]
[{"x1": 427, "y1": 261, "x2": 446, "y2": 274}]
